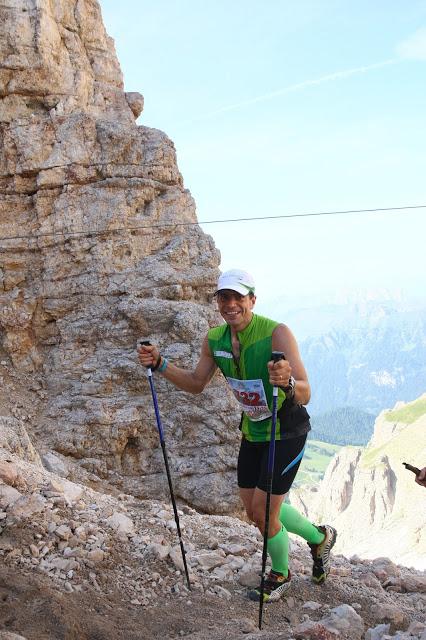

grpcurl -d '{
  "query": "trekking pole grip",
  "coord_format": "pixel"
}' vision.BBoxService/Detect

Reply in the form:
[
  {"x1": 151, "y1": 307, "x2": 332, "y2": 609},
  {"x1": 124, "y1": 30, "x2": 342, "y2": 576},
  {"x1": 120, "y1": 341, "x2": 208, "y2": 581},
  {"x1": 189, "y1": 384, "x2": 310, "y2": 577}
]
[
  {"x1": 271, "y1": 351, "x2": 285, "y2": 364},
  {"x1": 137, "y1": 339, "x2": 151, "y2": 366},
  {"x1": 138, "y1": 339, "x2": 162, "y2": 372}
]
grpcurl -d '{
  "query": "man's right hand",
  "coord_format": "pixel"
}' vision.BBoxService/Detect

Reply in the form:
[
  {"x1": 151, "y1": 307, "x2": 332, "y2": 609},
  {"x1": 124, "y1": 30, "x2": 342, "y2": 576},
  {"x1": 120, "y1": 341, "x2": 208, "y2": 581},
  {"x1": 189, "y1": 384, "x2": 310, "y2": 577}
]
[
  {"x1": 137, "y1": 341, "x2": 160, "y2": 369},
  {"x1": 415, "y1": 467, "x2": 426, "y2": 487}
]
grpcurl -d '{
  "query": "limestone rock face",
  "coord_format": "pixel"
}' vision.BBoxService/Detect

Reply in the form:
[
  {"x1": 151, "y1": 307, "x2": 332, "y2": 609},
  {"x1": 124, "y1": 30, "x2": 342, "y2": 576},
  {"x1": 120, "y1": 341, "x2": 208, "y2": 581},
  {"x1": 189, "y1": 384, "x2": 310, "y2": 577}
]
[
  {"x1": 0, "y1": 0, "x2": 135, "y2": 124},
  {"x1": 292, "y1": 396, "x2": 426, "y2": 569},
  {"x1": 0, "y1": 0, "x2": 241, "y2": 513},
  {"x1": 0, "y1": 416, "x2": 41, "y2": 464}
]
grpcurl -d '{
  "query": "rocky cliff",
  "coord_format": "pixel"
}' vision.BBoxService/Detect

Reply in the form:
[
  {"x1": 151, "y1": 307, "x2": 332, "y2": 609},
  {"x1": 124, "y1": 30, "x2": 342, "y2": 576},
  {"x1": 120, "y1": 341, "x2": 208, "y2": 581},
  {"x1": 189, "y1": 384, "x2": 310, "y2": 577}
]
[
  {"x1": 292, "y1": 395, "x2": 426, "y2": 570},
  {"x1": 0, "y1": 0, "x2": 241, "y2": 514}
]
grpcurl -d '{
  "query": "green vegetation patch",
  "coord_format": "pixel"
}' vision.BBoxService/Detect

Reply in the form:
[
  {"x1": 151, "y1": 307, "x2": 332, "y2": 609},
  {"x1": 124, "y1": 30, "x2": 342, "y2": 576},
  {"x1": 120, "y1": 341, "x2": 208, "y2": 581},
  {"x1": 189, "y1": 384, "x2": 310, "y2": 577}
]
[
  {"x1": 361, "y1": 419, "x2": 425, "y2": 469},
  {"x1": 295, "y1": 439, "x2": 342, "y2": 487},
  {"x1": 310, "y1": 407, "x2": 375, "y2": 446},
  {"x1": 384, "y1": 396, "x2": 426, "y2": 425}
]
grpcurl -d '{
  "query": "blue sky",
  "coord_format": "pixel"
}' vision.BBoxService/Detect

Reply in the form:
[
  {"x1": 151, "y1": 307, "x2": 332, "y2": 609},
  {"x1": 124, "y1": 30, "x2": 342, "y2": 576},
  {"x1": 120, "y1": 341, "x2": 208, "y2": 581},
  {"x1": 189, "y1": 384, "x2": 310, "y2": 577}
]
[{"x1": 99, "y1": 1, "x2": 426, "y2": 309}]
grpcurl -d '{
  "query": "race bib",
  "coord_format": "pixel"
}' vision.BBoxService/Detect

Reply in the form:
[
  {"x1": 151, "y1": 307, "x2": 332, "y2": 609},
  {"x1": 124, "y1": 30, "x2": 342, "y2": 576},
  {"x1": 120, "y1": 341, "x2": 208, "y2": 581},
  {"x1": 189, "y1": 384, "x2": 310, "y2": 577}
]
[{"x1": 226, "y1": 377, "x2": 272, "y2": 422}]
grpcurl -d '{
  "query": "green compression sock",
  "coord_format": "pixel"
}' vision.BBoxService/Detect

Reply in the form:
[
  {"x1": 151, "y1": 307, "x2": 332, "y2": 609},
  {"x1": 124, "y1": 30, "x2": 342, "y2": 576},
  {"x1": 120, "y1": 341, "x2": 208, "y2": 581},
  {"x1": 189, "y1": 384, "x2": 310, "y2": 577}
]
[
  {"x1": 267, "y1": 525, "x2": 289, "y2": 576},
  {"x1": 279, "y1": 503, "x2": 324, "y2": 545}
]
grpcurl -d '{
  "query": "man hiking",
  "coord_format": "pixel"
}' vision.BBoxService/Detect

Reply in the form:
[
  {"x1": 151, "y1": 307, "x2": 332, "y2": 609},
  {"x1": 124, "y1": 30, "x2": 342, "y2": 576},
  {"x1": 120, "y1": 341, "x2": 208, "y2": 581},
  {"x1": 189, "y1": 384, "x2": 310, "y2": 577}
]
[{"x1": 138, "y1": 268, "x2": 336, "y2": 602}]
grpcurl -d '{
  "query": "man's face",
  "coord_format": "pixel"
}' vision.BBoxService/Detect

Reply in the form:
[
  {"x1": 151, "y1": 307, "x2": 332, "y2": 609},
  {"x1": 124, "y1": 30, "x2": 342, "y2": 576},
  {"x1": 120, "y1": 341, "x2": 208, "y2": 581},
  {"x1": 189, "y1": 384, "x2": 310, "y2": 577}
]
[{"x1": 216, "y1": 289, "x2": 256, "y2": 330}]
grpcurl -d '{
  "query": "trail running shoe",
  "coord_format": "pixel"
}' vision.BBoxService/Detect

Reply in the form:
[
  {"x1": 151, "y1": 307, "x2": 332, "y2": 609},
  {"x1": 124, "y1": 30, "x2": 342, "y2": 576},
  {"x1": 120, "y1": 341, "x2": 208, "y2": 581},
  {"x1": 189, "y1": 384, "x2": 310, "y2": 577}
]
[
  {"x1": 248, "y1": 569, "x2": 291, "y2": 602},
  {"x1": 308, "y1": 524, "x2": 337, "y2": 584}
]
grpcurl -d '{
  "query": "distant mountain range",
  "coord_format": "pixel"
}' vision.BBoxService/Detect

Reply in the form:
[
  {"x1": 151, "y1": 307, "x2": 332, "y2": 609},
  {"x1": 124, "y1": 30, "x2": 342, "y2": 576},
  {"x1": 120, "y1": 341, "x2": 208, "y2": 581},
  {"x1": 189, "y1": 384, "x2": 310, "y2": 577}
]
[
  {"x1": 259, "y1": 295, "x2": 426, "y2": 443},
  {"x1": 298, "y1": 298, "x2": 426, "y2": 417}
]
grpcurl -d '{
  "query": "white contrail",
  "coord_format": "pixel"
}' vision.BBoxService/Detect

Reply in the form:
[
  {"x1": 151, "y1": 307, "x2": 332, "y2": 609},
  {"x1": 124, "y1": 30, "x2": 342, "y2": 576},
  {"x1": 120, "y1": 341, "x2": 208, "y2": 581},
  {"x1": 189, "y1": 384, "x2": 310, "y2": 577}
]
[{"x1": 198, "y1": 59, "x2": 398, "y2": 120}]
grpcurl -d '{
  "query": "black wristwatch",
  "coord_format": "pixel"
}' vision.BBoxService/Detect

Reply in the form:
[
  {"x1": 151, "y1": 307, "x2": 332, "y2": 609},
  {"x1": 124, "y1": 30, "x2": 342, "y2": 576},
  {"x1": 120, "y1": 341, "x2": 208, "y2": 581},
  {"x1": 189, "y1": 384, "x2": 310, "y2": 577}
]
[{"x1": 282, "y1": 376, "x2": 296, "y2": 399}]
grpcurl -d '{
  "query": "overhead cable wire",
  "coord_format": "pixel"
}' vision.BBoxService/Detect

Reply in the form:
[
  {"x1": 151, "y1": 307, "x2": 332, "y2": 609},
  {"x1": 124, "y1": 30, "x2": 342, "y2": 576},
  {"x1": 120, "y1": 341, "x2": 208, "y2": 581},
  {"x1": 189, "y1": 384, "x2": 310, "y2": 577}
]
[{"x1": 0, "y1": 204, "x2": 425, "y2": 245}]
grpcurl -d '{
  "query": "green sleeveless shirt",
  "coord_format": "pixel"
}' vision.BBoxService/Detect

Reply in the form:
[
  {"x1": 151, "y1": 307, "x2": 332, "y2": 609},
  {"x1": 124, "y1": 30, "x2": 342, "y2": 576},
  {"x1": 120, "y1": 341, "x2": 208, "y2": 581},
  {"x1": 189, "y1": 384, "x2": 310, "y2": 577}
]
[
  {"x1": 208, "y1": 314, "x2": 288, "y2": 442},
  {"x1": 208, "y1": 313, "x2": 311, "y2": 442}
]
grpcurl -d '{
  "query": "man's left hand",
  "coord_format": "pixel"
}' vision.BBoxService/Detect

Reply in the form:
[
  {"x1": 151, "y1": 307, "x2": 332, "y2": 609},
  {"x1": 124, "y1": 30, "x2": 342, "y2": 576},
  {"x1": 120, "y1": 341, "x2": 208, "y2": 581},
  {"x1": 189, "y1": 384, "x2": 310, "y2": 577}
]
[{"x1": 268, "y1": 359, "x2": 292, "y2": 388}]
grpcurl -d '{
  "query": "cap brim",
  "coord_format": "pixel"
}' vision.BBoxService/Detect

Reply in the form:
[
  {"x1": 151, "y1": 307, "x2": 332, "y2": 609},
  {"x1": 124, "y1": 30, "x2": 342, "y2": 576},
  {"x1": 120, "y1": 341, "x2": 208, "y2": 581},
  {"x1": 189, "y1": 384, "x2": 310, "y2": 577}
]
[{"x1": 215, "y1": 285, "x2": 254, "y2": 296}]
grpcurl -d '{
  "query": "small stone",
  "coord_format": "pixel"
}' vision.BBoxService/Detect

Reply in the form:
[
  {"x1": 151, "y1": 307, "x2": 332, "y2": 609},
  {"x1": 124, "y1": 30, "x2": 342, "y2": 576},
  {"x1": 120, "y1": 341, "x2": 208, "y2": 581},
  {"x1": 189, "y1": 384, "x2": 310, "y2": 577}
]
[
  {"x1": 408, "y1": 621, "x2": 426, "y2": 635},
  {"x1": 146, "y1": 543, "x2": 170, "y2": 560},
  {"x1": 213, "y1": 585, "x2": 231, "y2": 600},
  {"x1": 207, "y1": 537, "x2": 219, "y2": 550},
  {"x1": 63, "y1": 547, "x2": 83, "y2": 558},
  {"x1": 219, "y1": 543, "x2": 246, "y2": 556},
  {"x1": 105, "y1": 512, "x2": 135, "y2": 536},
  {"x1": 0, "y1": 484, "x2": 22, "y2": 509},
  {"x1": 211, "y1": 566, "x2": 233, "y2": 581},
  {"x1": 331, "y1": 565, "x2": 351, "y2": 577},
  {"x1": 8, "y1": 493, "x2": 45, "y2": 517},
  {"x1": 156, "y1": 509, "x2": 171, "y2": 521},
  {"x1": 370, "y1": 603, "x2": 406, "y2": 628},
  {"x1": 0, "y1": 461, "x2": 19, "y2": 486},
  {"x1": 193, "y1": 550, "x2": 226, "y2": 570},
  {"x1": 41, "y1": 452, "x2": 69, "y2": 477},
  {"x1": 237, "y1": 570, "x2": 259, "y2": 588},
  {"x1": 303, "y1": 601, "x2": 322, "y2": 610},
  {"x1": 55, "y1": 525, "x2": 72, "y2": 540},
  {"x1": 225, "y1": 555, "x2": 245, "y2": 570},
  {"x1": 400, "y1": 575, "x2": 426, "y2": 593},
  {"x1": 47, "y1": 479, "x2": 64, "y2": 493},
  {"x1": 364, "y1": 624, "x2": 391, "y2": 640},
  {"x1": 240, "y1": 618, "x2": 257, "y2": 634}
]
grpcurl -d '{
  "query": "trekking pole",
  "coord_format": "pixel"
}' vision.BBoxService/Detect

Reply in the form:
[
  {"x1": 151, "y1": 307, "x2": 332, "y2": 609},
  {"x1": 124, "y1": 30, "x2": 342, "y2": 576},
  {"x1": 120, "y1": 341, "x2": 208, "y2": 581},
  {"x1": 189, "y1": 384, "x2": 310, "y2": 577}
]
[
  {"x1": 258, "y1": 351, "x2": 285, "y2": 630},
  {"x1": 138, "y1": 340, "x2": 191, "y2": 590},
  {"x1": 403, "y1": 462, "x2": 421, "y2": 475}
]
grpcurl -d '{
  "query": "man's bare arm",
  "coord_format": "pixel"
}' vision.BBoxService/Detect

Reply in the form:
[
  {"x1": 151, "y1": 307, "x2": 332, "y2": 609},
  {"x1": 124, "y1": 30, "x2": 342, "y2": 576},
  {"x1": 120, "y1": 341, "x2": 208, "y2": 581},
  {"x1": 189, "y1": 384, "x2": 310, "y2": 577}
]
[
  {"x1": 269, "y1": 324, "x2": 311, "y2": 405},
  {"x1": 138, "y1": 336, "x2": 217, "y2": 394}
]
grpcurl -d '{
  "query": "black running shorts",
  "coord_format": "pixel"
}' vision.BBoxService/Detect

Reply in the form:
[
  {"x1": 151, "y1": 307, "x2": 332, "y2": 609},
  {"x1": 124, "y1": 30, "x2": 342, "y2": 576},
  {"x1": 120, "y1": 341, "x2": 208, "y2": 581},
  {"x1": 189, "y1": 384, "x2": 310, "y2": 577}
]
[{"x1": 237, "y1": 433, "x2": 307, "y2": 495}]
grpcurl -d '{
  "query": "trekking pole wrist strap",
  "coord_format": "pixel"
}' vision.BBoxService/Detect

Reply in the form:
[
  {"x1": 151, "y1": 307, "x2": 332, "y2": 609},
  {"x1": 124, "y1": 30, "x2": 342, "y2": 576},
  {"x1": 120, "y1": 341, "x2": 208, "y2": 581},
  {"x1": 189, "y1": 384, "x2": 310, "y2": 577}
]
[
  {"x1": 150, "y1": 353, "x2": 162, "y2": 372},
  {"x1": 157, "y1": 357, "x2": 169, "y2": 373}
]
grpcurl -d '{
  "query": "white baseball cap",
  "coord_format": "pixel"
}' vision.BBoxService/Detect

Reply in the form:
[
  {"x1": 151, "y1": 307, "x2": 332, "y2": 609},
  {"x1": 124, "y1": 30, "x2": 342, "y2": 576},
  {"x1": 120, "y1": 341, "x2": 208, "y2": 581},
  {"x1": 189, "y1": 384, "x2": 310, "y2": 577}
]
[{"x1": 216, "y1": 269, "x2": 255, "y2": 296}]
